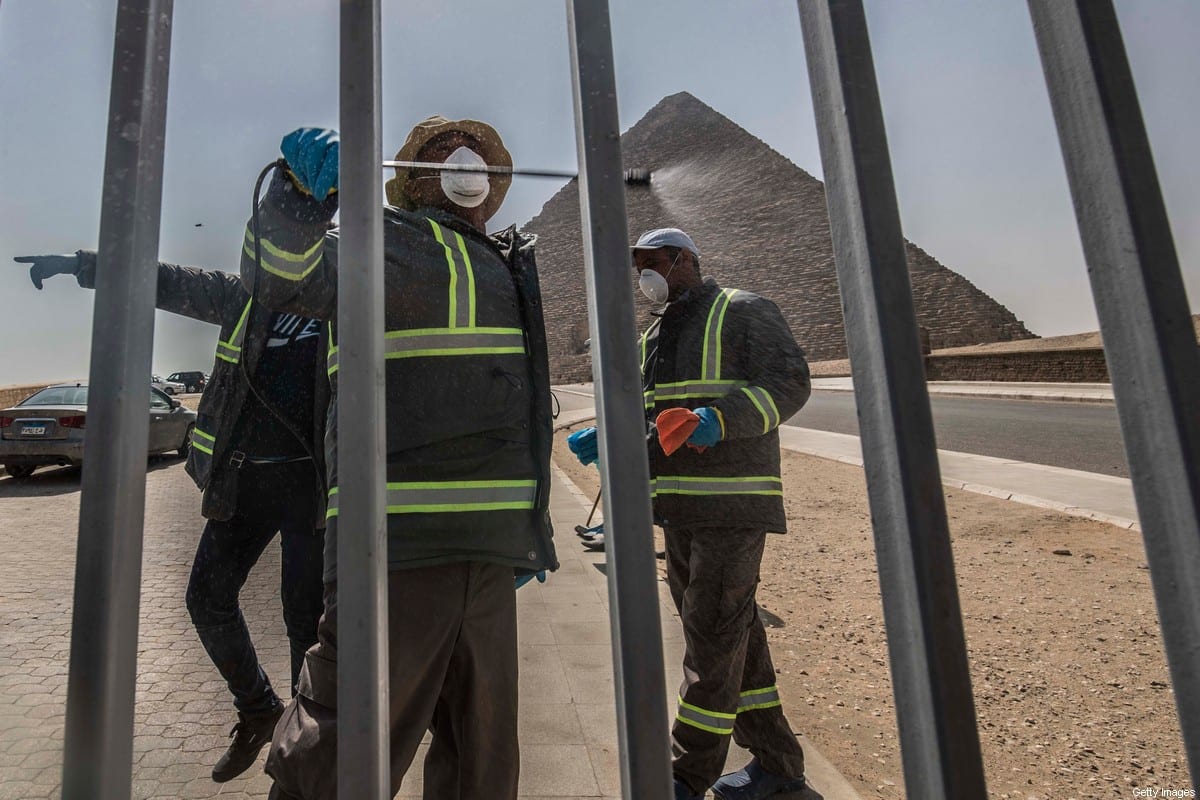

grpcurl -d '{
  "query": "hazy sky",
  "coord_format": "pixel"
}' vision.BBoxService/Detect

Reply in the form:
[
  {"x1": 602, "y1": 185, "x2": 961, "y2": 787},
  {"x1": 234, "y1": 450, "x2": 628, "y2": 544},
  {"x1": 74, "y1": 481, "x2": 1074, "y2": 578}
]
[{"x1": 0, "y1": 0, "x2": 1196, "y2": 385}]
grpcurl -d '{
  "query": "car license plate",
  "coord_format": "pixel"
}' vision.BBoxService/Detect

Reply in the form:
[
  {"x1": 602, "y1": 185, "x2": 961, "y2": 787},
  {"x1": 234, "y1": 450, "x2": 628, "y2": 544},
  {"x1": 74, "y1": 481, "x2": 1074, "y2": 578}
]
[{"x1": 21, "y1": 425, "x2": 47, "y2": 436}]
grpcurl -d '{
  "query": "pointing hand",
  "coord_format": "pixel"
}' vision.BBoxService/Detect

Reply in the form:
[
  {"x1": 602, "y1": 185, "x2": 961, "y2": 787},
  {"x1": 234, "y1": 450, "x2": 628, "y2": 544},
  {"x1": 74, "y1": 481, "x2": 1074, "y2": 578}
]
[{"x1": 14, "y1": 253, "x2": 81, "y2": 290}]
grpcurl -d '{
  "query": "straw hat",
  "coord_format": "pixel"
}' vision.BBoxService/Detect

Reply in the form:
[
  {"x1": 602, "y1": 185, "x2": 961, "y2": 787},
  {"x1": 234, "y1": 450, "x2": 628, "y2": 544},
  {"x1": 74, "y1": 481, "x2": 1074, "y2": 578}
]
[{"x1": 385, "y1": 115, "x2": 512, "y2": 219}]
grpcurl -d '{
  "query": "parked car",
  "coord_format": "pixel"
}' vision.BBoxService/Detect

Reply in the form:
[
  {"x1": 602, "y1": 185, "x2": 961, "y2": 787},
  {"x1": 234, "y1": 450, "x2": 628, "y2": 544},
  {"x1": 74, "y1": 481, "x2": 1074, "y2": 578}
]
[
  {"x1": 0, "y1": 382, "x2": 197, "y2": 478},
  {"x1": 167, "y1": 371, "x2": 206, "y2": 393},
  {"x1": 151, "y1": 374, "x2": 186, "y2": 395}
]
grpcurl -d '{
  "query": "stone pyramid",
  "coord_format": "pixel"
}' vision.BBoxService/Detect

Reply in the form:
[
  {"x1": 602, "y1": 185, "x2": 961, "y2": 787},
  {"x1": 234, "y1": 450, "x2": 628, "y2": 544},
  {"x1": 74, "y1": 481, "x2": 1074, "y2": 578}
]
[{"x1": 522, "y1": 91, "x2": 1034, "y2": 382}]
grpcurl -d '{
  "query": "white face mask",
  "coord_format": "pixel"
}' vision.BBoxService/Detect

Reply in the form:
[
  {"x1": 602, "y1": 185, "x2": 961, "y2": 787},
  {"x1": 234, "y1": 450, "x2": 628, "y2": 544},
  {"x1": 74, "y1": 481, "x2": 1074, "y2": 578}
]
[
  {"x1": 440, "y1": 146, "x2": 491, "y2": 208},
  {"x1": 637, "y1": 250, "x2": 681, "y2": 304}
]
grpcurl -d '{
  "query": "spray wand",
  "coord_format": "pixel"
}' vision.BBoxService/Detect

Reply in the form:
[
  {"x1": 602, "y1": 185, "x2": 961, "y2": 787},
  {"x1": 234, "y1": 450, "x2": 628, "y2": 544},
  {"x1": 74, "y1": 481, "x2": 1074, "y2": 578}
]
[{"x1": 382, "y1": 160, "x2": 653, "y2": 185}]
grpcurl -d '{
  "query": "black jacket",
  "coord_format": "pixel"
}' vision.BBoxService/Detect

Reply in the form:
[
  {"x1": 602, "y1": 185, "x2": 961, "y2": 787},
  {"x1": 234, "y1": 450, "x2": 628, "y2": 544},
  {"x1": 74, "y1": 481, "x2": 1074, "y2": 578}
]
[
  {"x1": 642, "y1": 279, "x2": 810, "y2": 532},
  {"x1": 241, "y1": 174, "x2": 557, "y2": 581},
  {"x1": 75, "y1": 252, "x2": 329, "y2": 527}
]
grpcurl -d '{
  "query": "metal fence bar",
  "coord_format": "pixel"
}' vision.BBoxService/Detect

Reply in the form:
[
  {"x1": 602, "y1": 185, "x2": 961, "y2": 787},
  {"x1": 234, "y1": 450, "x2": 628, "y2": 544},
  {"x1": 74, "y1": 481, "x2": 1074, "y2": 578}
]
[
  {"x1": 60, "y1": 2, "x2": 173, "y2": 798},
  {"x1": 565, "y1": 1, "x2": 674, "y2": 797},
  {"x1": 1028, "y1": 0, "x2": 1200, "y2": 780},
  {"x1": 337, "y1": 1, "x2": 390, "y2": 797},
  {"x1": 796, "y1": 2, "x2": 988, "y2": 797}
]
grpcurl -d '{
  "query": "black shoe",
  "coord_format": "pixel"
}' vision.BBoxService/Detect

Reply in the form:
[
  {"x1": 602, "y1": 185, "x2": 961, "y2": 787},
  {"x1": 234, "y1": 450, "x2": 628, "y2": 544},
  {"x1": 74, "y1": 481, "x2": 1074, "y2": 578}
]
[{"x1": 212, "y1": 705, "x2": 284, "y2": 783}]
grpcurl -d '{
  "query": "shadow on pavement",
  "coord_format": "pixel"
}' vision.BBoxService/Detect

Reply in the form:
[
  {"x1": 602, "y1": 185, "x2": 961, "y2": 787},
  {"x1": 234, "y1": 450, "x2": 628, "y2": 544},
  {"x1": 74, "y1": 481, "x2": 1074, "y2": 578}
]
[
  {"x1": 0, "y1": 454, "x2": 183, "y2": 497},
  {"x1": 759, "y1": 606, "x2": 786, "y2": 629}
]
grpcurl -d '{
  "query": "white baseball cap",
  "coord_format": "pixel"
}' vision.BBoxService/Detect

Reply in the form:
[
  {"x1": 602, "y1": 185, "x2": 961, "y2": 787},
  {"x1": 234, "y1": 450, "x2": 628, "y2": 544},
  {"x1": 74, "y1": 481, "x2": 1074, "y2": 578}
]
[{"x1": 631, "y1": 227, "x2": 700, "y2": 259}]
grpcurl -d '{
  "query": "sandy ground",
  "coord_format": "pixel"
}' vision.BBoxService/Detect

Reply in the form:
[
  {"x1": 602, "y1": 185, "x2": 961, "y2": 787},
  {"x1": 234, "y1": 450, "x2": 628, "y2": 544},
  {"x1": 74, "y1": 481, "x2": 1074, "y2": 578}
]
[{"x1": 553, "y1": 426, "x2": 1188, "y2": 800}]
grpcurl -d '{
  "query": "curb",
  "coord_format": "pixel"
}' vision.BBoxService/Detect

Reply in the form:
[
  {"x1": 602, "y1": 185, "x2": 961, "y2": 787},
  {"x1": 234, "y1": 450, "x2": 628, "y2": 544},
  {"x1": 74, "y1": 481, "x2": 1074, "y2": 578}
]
[
  {"x1": 552, "y1": 407, "x2": 1140, "y2": 532},
  {"x1": 811, "y1": 385, "x2": 1115, "y2": 405}
]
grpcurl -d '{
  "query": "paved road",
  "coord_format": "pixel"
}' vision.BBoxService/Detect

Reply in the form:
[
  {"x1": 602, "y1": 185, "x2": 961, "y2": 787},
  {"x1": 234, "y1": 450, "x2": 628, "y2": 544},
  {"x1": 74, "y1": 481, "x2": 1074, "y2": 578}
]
[
  {"x1": 554, "y1": 387, "x2": 1130, "y2": 477},
  {"x1": 794, "y1": 392, "x2": 1128, "y2": 477}
]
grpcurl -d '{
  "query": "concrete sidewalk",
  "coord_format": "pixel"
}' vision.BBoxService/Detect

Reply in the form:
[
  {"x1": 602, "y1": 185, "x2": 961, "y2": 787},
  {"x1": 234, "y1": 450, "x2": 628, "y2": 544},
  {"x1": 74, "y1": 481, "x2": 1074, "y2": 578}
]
[
  {"x1": 811, "y1": 377, "x2": 1115, "y2": 404},
  {"x1": 777, "y1": 426, "x2": 1139, "y2": 531},
  {"x1": 463, "y1": 464, "x2": 862, "y2": 800},
  {"x1": 0, "y1": 457, "x2": 855, "y2": 800}
]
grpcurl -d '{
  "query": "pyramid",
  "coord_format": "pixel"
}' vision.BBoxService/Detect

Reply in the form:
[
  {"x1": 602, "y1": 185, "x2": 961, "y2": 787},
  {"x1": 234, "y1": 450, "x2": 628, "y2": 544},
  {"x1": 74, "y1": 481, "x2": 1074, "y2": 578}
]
[{"x1": 522, "y1": 92, "x2": 1035, "y2": 382}]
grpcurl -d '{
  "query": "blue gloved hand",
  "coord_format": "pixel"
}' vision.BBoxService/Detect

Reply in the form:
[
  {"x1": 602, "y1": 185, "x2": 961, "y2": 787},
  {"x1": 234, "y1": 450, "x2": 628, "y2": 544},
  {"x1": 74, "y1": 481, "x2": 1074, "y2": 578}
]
[
  {"x1": 687, "y1": 407, "x2": 724, "y2": 448},
  {"x1": 280, "y1": 127, "x2": 340, "y2": 199},
  {"x1": 14, "y1": 253, "x2": 80, "y2": 290},
  {"x1": 567, "y1": 426, "x2": 599, "y2": 466},
  {"x1": 515, "y1": 570, "x2": 546, "y2": 590}
]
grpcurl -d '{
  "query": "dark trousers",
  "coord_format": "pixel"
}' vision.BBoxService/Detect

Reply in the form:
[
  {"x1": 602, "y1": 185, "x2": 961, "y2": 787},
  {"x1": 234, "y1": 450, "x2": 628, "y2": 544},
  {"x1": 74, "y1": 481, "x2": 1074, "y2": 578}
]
[
  {"x1": 666, "y1": 526, "x2": 806, "y2": 793},
  {"x1": 185, "y1": 461, "x2": 325, "y2": 717},
  {"x1": 265, "y1": 561, "x2": 520, "y2": 800}
]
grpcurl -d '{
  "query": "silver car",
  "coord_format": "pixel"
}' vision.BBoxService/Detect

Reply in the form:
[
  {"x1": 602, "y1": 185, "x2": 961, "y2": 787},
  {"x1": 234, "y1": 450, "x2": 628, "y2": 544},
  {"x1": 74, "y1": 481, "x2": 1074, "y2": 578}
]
[
  {"x1": 152, "y1": 374, "x2": 186, "y2": 395},
  {"x1": 0, "y1": 382, "x2": 197, "y2": 478}
]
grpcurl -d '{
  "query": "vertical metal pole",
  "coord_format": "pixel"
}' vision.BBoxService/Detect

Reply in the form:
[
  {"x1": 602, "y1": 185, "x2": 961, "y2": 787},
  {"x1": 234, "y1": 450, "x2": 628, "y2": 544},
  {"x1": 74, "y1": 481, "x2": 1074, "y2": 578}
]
[
  {"x1": 566, "y1": 2, "x2": 673, "y2": 797},
  {"x1": 60, "y1": 2, "x2": 173, "y2": 799},
  {"x1": 338, "y1": 1, "x2": 389, "y2": 797},
  {"x1": 1029, "y1": 1, "x2": 1200, "y2": 780},
  {"x1": 797, "y1": 2, "x2": 987, "y2": 798}
]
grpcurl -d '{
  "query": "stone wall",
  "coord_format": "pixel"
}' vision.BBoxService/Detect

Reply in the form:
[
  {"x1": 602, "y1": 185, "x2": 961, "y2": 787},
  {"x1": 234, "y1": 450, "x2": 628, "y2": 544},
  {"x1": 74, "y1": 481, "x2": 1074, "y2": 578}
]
[
  {"x1": 0, "y1": 384, "x2": 53, "y2": 410},
  {"x1": 523, "y1": 92, "x2": 1035, "y2": 385},
  {"x1": 924, "y1": 349, "x2": 1110, "y2": 383}
]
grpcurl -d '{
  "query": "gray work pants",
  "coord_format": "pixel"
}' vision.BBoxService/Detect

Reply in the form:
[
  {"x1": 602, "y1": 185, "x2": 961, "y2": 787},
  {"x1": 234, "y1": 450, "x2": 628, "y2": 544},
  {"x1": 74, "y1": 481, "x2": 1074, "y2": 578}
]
[
  {"x1": 264, "y1": 561, "x2": 520, "y2": 800},
  {"x1": 665, "y1": 526, "x2": 806, "y2": 794}
]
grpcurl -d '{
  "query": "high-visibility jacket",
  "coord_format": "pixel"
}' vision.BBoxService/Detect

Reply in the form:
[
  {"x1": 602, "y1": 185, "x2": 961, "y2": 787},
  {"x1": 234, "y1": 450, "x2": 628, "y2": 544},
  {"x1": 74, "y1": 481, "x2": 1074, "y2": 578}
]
[
  {"x1": 641, "y1": 279, "x2": 811, "y2": 532},
  {"x1": 75, "y1": 252, "x2": 330, "y2": 527},
  {"x1": 243, "y1": 173, "x2": 558, "y2": 581}
]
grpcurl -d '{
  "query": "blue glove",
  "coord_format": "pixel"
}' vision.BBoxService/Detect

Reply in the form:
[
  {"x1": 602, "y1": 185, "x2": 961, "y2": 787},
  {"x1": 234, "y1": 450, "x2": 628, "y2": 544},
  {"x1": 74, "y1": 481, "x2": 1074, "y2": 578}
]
[
  {"x1": 280, "y1": 128, "x2": 340, "y2": 199},
  {"x1": 14, "y1": 253, "x2": 80, "y2": 290},
  {"x1": 687, "y1": 407, "x2": 724, "y2": 448},
  {"x1": 567, "y1": 426, "x2": 598, "y2": 466},
  {"x1": 515, "y1": 570, "x2": 546, "y2": 590}
]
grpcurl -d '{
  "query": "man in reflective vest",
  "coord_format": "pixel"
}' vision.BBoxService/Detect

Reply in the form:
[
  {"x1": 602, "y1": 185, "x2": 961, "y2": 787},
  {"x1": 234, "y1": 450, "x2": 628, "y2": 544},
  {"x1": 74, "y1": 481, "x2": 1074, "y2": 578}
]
[
  {"x1": 243, "y1": 118, "x2": 558, "y2": 800},
  {"x1": 15, "y1": 250, "x2": 329, "y2": 783},
  {"x1": 572, "y1": 227, "x2": 811, "y2": 800}
]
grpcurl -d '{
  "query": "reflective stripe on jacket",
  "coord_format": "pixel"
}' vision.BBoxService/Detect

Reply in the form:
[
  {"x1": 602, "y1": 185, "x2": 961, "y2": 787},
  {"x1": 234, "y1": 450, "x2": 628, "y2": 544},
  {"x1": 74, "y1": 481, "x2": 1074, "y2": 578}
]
[
  {"x1": 642, "y1": 280, "x2": 810, "y2": 532},
  {"x1": 242, "y1": 173, "x2": 557, "y2": 580}
]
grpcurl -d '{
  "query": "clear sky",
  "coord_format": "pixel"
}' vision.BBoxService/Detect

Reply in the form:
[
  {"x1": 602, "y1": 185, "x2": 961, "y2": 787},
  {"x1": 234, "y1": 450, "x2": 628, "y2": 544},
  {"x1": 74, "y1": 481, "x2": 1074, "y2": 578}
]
[{"x1": 0, "y1": 0, "x2": 1196, "y2": 385}]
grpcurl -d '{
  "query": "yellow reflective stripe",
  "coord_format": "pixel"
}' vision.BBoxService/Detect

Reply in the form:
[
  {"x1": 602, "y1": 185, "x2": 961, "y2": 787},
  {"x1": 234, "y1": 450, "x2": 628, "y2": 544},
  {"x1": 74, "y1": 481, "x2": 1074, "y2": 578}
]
[
  {"x1": 712, "y1": 288, "x2": 736, "y2": 379},
  {"x1": 676, "y1": 697, "x2": 735, "y2": 735},
  {"x1": 653, "y1": 476, "x2": 782, "y2": 496},
  {"x1": 454, "y1": 229, "x2": 477, "y2": 326},
  {"x1": 640, "y1": 318, "x2": 661, "y2": 374},
  {"x1": 384, "y1": 327, "x2": 525, "y2": 359},
  {"x1": 737, "y1": 685, "x2": 782, "y2": 712},
  {"x1": 326, "y1": 480, "x2": 536, "y2": 516},
  {"x1": 191, "y1": 428, "x2": 215, "y2": 455},
  {"x1": 243, "y1": 226, "x2": 324, "y2": 281},
  {"x1": 215, "y1": 298, "x2": 252, "y2": 365},
  {"x1": 429, "y1": 219, "x2": 476, "y2": 328},
  {"x1": 740, "y1": 386, "x2": 780, "y2": 433},
  {"x1": 327, "y1": 322, "x2": 337, "y2": 375},
  {"x1": 700, "y1": 289, "x2": 736, "y2": 381},
  {"x1": 654, "y1": 379, "x2": 747, "y2": 401}
]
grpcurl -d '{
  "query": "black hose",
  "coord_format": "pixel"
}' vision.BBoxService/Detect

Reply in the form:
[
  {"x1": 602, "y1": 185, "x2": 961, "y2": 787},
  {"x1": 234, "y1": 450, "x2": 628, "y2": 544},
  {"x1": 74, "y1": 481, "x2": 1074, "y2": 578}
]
[{"x1": 236, "y1": 159, "x2": 324, "y2": 492}]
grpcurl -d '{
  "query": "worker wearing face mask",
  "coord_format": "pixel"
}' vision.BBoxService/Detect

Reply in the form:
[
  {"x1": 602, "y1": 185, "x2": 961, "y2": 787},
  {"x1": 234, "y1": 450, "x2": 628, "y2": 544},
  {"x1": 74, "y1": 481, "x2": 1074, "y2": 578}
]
[
  {"x1": 243, "y1": 117, "x2": 558, "y2": 800},
  {"x1": 570, "y1": 227, "x2": 811, "y2": 800}
]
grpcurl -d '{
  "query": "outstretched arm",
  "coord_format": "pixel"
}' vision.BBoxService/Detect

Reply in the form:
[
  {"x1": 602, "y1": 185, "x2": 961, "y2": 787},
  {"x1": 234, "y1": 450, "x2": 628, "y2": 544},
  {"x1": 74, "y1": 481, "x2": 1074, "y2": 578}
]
[{"x1": 15, "y1": 251, "x2": 244, "y2": 326}]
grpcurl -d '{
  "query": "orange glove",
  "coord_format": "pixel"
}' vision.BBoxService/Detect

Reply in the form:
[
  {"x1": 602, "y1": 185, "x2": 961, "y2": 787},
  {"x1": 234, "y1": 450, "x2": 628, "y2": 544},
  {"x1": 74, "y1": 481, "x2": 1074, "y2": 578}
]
[{"x1": 656, "y1": 407, "x2": 702, "y2": 456}]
